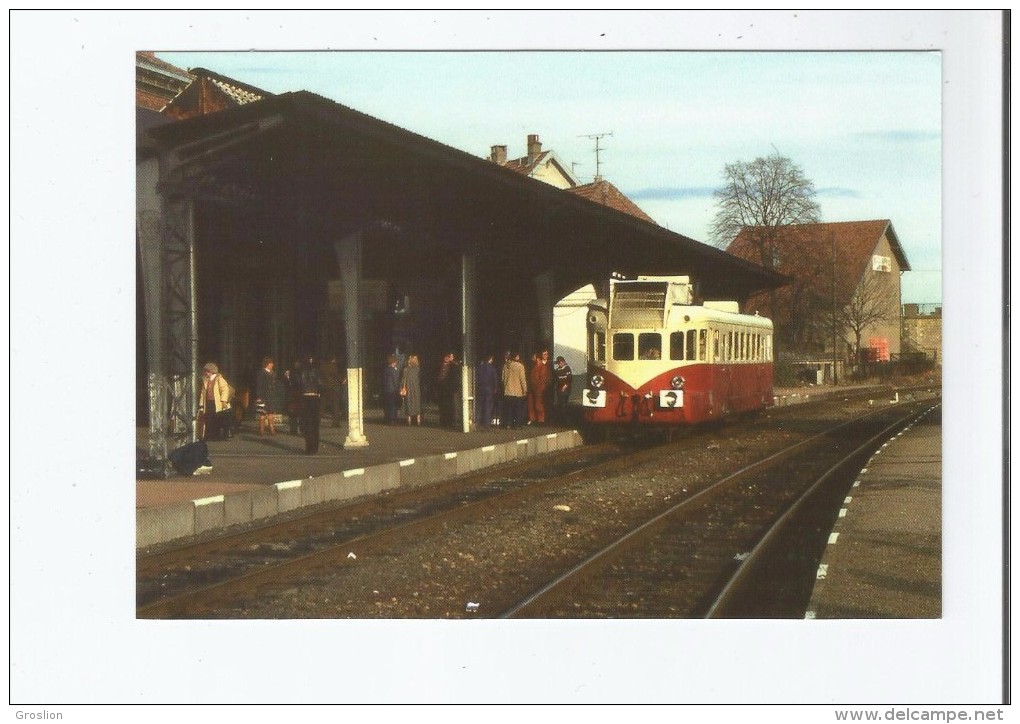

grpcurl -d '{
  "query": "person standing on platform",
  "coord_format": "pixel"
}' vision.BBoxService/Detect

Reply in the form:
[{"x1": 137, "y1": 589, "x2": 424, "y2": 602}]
[
  {"x1": 401, "y1": 354, "x2": 422, "y2": 426},
  {"x1": 382, "y1": 354, "x2": 401, "y2": 425},
  {"x1": 319, "y1": 356, "x2": 343, "y2": 427},
  {"x1": 552, "y1": 355, "x2": 573, "y2": 421},
  {"x1": 199, "y1": 362, "x2": 233, "y2": 441},
  {"x1": 437, "y1": 351, "x2": 462, "y2": 428},
  {"x1": 284, "y1": 359, "x2": 303, "y2": 435},
  {"x1": 475, "y1": 353, "x2": 498, "y2": 430},
  {"x1": 501, "y1": 351, "x2": 528, "y2": 429},
  {"x1": 528, "y1": 349, "x2": 550, "y2": 425},
  {"x1": 297, "y1": 354, "x2": 323, "y2": 454},
  {"x1": 255, "y1": 356, "x2": 281, "y2": 436}
]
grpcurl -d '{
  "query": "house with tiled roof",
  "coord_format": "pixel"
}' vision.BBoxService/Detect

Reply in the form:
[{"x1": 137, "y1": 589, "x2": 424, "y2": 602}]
[
  {"x1": 489, "y1": 134, "x2": 656, "y2": 225},
  {"x1": 136, "y1": 51, "x2": 194, "y2": 112},
  {"x1": 136, "y1": 54, "x2": 271, "y2": 122},
  {"x1": 489, "y1": 134, "x2": 580, "y2": 190},
  {"x1": 727, "y1": 219, "x2": 910, "y2": 375},
  {"x1": 161, "y1": 67, "x2": 271, "y2": 120},
  {"x1": 568, "y1": 178, "x2": 656, "y2": 224}
]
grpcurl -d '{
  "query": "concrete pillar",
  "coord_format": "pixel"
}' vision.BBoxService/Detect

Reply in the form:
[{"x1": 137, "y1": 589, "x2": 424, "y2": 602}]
[
  {"x1": 461, "y1": 253, "x2": 477, "y2": 433},
  {"x1": 335, "y1": 231, "x2": 369, "y2": 448}
]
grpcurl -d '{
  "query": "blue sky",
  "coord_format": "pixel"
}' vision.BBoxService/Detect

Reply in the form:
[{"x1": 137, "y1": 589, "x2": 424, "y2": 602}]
[{"x1": 159, "y1": 49, "x2": 943, "y2": 303}]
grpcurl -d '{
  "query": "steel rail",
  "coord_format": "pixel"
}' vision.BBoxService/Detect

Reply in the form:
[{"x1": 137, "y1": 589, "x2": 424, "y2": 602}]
[
  {"x1": 703, "y1": 402, "x2": 942, "y2": 618},
  {"x1": 498, "y1": 399, "x2": 934, "y2": 618},
  {"x1": 136, "y1": 439, "x2": 673, "y2": 618}
]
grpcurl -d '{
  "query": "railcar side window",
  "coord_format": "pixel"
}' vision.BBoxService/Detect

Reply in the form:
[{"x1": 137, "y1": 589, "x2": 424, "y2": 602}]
[
  {"x1": 686, "y1": 329, "x2": 696, "y2": 361},
  {"x1": 669, "y1": 331, "x2": 685, "y2": 360},
  {"x1": 698, "y1": 329, "x2": 707, "y2": 361},
  {"x1": 712, "y1": 330, "x2": 720, "y2": 361},
  {"x1": 638, "y1": 332, "x2": 662, "y2": 360},
  {"x1": 613, "y1": 333, "x2": 635, "y2": 360}
]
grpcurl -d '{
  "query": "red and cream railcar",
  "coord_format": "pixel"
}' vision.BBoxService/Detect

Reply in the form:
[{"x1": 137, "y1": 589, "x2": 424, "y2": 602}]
[{"x1": 583, "y1": 276, "x2": 774, "y2": 426}]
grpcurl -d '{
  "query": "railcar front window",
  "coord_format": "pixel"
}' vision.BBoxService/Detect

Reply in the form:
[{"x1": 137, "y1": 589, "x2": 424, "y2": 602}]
[
  {"x1": 613, "y1": 333, "x2": 635, "y2": 360},
  {"x1": 638, "y1": 332, "x2": 662, "y2": 360},
  {"x1": 669, "y1": 331, "x2": 685, "y2": 361},
  {"x1": 698, "y1": 329, "x2": 707, "y2": 361},
  {"x1": 686, "y1": 329, "x2": 697, "y2": 361}
]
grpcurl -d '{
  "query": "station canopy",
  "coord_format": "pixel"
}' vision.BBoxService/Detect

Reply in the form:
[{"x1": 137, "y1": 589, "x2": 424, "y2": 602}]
[{"x1": 139, "y1": 89, "x2": 787, "y2": 302}]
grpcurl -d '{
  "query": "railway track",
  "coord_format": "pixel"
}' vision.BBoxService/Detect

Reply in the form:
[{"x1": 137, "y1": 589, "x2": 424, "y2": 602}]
[
  {"x1": 501, "y1": 400, "x2": 940, "y2": 618},
  {"x1": 137, "y1": 389, "x2": 939, "y2": 619},
  {"x1": 137, "y1": 439, "x2": 667, "y2": 617}
]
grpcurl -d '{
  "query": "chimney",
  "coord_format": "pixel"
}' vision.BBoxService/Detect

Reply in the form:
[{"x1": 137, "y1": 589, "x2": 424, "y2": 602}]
[
  {"x1": 527, "y1": 134, "x2": 542, "y2": 163},
  {"x1": 489, "y1": 145, "x2": 507, "y2": 165}
]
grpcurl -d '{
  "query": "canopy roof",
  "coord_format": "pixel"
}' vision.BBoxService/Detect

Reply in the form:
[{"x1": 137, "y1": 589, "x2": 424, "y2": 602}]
[{"x1": 141, "y1": 90, "x2": 788, "y2": 302}]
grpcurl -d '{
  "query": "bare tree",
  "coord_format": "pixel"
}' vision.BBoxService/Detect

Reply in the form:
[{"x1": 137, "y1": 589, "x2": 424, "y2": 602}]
[
  {"x1": 813, "y1": 266, "x2": 899, "y2": 366},
  {"x1": 711, "y1": 152, "x2": 822, "y2": 353},
  {"x1": 709, "y1": 151, "x2": 821, "y2": 259}
]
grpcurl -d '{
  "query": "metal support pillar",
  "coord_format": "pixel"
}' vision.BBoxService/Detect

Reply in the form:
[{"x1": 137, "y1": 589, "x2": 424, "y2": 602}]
[
  {"x1": 137, "y1": 156, "x2": 199, "y2": 469},
  {"x1": 335, "y1": 231, "x2": 369, "y2": 448},
  {"x1": 162, "y1": 193, "x2": 199, "y2": 446},
  {"x1": 136, "y1": 157, "x2": 166, "y2": 464},
  {"x1": 534, "y1": 269, "x2": 555, "y2": 349},
  {"x1": 460, "y1": 253, "x2": 477, "y2": 433}
]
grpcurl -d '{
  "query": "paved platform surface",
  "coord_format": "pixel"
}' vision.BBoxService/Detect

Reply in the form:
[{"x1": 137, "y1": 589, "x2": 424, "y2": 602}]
[
  {"x1": 134, "y1": 385, "x2": 909, "y2": 549},
  {"x1": 806, "y1": 403, "x2": 942, "y2": 618},
  {"x1": 136, "y1": 408, "x2": 586, "y2": 548}
]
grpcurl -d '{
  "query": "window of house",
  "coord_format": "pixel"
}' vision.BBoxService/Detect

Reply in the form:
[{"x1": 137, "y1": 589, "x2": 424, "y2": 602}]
[
  {"x1": 872, "y1": 254, "x2": 892, "y2": 272},
  {"x1": 613, "y1": 333, "x2": 635, "y2": 360}
]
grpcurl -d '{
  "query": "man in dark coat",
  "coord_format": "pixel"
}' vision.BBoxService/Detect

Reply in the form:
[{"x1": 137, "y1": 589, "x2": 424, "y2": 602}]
[
  {"x1": 553, "y1": 355, "x2": 573, "y2": 420},
  {"x1": 297, "y1": 355, "x2": 324, "y2": 454},
  {"x1": 382, "y1": 354, "x2": 401, "y2": 425},
  {"x1": 474, "y1": 354, "x2": 498, "y2": 429}
]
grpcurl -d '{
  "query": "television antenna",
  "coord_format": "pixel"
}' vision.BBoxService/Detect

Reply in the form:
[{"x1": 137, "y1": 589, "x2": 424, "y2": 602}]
[{"x1": 579, "y1": 131, "x2": 613, "y2": 179}]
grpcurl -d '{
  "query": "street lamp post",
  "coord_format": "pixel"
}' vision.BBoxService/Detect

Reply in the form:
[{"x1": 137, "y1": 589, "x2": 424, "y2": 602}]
[{"x1": 831, "y1": 232, "x2": 839, "y2": 386}]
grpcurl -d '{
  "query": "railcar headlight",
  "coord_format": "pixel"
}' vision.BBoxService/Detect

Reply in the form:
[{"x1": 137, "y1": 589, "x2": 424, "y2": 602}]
[
  {"x1": 671, "y1": 375, "x2": 685, "y2": 390},
  {"x1": 590, "y1": 373, "x2": 605, "y2": 389}
]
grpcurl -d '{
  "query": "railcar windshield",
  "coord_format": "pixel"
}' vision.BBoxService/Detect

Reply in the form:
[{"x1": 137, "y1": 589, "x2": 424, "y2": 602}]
[
  {"x1": 612, "y1": 333, "x2": 635, "y2": 360},
  {"x1": 638, "y1": 333, "x2": 661, "y2": 360}
]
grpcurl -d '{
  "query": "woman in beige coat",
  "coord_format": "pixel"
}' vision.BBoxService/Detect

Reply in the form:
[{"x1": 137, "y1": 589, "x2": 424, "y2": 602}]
[
  {"x1": 501, "y1": 352, "x2": 528, "y2": 429},
  {"x1": 199, "y1": 362, "x2": 232, "y2": 440}
]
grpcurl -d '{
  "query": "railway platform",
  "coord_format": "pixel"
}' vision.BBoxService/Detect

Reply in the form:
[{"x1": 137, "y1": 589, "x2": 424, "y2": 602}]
[
  {"x1": 805, "y1": 405, "x2": 942, "y2": 618},
  {"x1": 135, "y1": 382, "x2": 903, "y2": 550},
  {"x1": 136, "y1": 408, "x2": 585, "y2": 549}
]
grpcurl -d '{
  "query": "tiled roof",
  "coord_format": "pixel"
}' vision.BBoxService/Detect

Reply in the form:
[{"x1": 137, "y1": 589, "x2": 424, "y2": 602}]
[
  {"x1": 727, "y1": 219, "x2": 909, "y2": 313},
  {"x1": 503, "y1": 150, "x2": 550, "y2": 176},
  {"x1": 568, "y1": 178, "x2": 656, "y2": 224},
  {"x1": 197, "y1": 69, "x2": 268, "y2": 105},
  {"x1": 160, "y1": 67, "x2": 272, "y2": 120}
]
